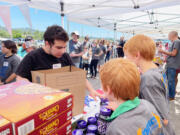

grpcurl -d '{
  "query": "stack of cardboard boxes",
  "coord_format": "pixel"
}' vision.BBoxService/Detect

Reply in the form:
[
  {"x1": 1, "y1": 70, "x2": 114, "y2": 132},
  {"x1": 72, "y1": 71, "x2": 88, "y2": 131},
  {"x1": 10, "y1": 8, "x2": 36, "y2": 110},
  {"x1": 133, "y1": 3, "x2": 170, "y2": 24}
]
[{"x1": 0, "y1": 80, "x2": 73, "y2": 135}]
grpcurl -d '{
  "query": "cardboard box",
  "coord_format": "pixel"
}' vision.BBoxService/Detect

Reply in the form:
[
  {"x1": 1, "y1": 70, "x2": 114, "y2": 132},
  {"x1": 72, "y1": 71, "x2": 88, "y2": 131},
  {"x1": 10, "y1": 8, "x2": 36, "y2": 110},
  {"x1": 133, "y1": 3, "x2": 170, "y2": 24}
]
[
  {"x1": 0, "y1": 81, "x2": 73, "y2": 135},
  {"x1": 0, "y1": 116, "x2": 13, "y2": 135},
  {"x1": 31, "y1": 66, "x2": 86, "y2": 116},
  {"x1": 52, "y1": 121, "x2": 71, "y2": 135},
  {"x1": 29, "y1": 108, "x2": 72, "y2": 135}
]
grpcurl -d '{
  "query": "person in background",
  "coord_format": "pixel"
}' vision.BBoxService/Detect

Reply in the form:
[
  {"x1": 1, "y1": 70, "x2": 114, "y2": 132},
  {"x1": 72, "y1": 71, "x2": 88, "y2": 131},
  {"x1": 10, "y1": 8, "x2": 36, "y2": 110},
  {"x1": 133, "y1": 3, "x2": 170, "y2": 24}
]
[
  {"x1": 159, "y1": 31, "x2": 180, "y2": 100},
  {"x1": 90, "y1": 40, "x2": 102, "y2": 79},
  {"x1": 175, "y1": 37, "x2": 180, "y2": 94},
  {"x1": 100, "y1": 58, "x2": 164, "y2": 135},
  {"x1": 117, "y1": 37, "x2": 125, "y2": 58},
  {"x1": 17, "y1": 36, "x2": 35, "y2": 58},
  {"x1": 105, "y1": 41, "x2": 111, "y2": 62},
  {"x1": 69, "y1": 31, "x2": 83, "y2": 68},
  {"x1": 0, "y1": 40, "x2": 20, "y2": 84},
  {"x1": 124, "y1": 34, "x2": 175, "y2": 135},
  {"x1": 80, "y1": 36, "x2": 90, "y2": 69},
  {"x1": 82, "y1": 46, "x2": 90, "y2": 76},
  {"x1": 82, "y1": 36, "x2": 90, "y2": 48},
  {"x1": 98, "y1": 39, "x2": 106, "y2": 71}
]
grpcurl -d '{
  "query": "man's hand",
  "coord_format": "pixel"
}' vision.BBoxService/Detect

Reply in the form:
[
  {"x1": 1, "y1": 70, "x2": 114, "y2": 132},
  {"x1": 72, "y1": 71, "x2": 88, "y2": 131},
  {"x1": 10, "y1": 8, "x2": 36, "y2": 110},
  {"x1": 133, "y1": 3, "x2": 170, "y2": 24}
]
[
  {"x1": 89, "y1": 89, "x2": 104, "y2": 101},
  {"x1": 158, "y1": 48, "x2": 164, "y2": 53},
  {"x1": 70, "y1": 53, "x2": 77, "y2": 57},
  {"x1": 163, "y1": 119, "x2": 168, "y2": 126},
  {"x1": 0, "y1": 81, "x2": 4, "y2": 85}
]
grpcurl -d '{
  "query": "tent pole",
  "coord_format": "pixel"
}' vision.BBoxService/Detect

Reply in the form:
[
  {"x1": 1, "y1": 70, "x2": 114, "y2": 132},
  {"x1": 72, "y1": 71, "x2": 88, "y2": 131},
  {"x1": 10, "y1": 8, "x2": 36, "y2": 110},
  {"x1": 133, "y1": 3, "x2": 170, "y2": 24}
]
[
  {"x1": 61, "y1": 16, "x2": 64, "y2": 28},
  {"x1": 60, "y1": 1, "x2": 64, "y2": 28},
  {"x1": 67, "y1": 19, "x2": 69, "y2": 35},
  {"x1": 114, "y1": 23, "x2": 117, "y2": 42}
]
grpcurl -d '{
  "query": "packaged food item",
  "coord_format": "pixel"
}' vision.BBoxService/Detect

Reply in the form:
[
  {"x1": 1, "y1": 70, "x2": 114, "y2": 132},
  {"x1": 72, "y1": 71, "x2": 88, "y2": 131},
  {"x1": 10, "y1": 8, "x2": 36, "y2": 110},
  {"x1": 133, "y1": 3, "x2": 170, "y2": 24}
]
[
  {"x1": 52, "y1": 121, "x2": 72, "y2": 135},
  {"x1": 97, "y1": 106, "x2": 112, "y2": 135},
  {"x1": 0, "y1": 116, "x2": 12, "y2": 135},
  {"x1": 95, "y1": 113, "x2": 99, "y2": 120},
  {"x1": 87, "y1": 125, "x2": 98, "y2": 134},
  {"x1": 72, "y1": 129, "x2": 83, "y2": 135},
  {"x1": 100, "y1": 98, "x2": 109, "y2": 106},
  {"x1": 83, "y1": 96, "x2": 100, "y2": 120},
  {"x1": 86, "y1": 133, "x2": 96, "y2": 135},
  {"x1": 87, "y1": 117, "x2": 97, "y2": 125},
  {"x1": 28, "y1": 108, "x2": 72, "y2": 135},
  {"x1": 77, "y1": 120, "x2": 87, "y2": 133},
  {"x1": 0, "y1": 81, "x2": 73, "y2": 135}
]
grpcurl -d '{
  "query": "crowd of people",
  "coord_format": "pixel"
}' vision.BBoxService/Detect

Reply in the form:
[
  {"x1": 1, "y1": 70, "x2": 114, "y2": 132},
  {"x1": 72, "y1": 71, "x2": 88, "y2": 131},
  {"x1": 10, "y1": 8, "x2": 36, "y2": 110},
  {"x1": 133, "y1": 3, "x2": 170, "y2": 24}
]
[
  {"x1": 0, "y1": 25, "x2": 180, "y2": 134},
  {"x1": 68, "y1": 31, "x2": 125, "y2": 78}
]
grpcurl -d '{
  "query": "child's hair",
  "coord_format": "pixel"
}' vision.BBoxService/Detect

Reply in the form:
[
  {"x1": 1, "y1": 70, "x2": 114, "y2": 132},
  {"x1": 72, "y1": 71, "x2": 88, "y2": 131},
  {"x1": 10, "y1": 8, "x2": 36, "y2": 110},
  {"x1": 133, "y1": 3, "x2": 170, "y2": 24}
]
[
  {"x1": 2, "y1": 40, "x2": 17, "y2": 54},
  {"x1": 100, "y1": 58, "x2": 140, "y2": 100},
  {"x1": 124, "y1": 34, "x2": 156, "y2": 61}
]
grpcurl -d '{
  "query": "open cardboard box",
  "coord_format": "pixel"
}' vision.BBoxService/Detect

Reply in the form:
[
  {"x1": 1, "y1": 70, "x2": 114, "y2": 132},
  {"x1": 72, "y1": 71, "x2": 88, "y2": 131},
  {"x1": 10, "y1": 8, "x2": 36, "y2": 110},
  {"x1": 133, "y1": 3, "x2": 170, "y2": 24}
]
[{"x1": 31, "y1": 66, "x2": 86, "y2": 116}]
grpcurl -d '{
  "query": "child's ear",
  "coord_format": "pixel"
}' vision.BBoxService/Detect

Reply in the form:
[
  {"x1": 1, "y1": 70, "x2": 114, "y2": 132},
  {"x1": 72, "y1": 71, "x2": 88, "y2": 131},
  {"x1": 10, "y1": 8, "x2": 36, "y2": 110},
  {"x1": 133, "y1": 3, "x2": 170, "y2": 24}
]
[
  {"x1": 107, "y1": 86, "x2": 112, "y2": 95},
  {"x1": 136, "y1": 52, "x2": 140, "y2": 59}
]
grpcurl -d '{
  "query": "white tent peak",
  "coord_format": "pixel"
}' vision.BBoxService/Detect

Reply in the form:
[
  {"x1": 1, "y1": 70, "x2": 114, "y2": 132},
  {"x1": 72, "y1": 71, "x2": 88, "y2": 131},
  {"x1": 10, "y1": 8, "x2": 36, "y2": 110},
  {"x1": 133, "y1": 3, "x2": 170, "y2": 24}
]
[{"x1": 1, "y1": 0, "x2": 180, "y2": 39}]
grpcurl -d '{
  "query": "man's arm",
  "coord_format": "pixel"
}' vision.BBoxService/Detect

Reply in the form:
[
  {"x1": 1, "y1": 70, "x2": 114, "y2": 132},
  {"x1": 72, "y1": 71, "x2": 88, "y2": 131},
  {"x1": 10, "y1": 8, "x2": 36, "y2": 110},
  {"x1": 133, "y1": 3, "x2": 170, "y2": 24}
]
[
  {"x1": 16, "y1": 75, "x2": 29, "y2": 81},
  {"x1": 95, "y1": 50, "x2": 103, "y2": 57},
  {"x1": 116, "y1": 44, "x2": 122, "y2": 48},
  {"x1": 159, "y1": 48, "x2": 178, "y2": 56},
  {"x1": 4, "y1": 73, "x2": 16, "y2": 84},
  {"x1": 94, "y1": 48, "x2": 103, "y2": 57},
  {"x1": 86, "y1": 79, "x2": 102, "y2": 100},
  {"x1": 70, "y1": 51, "x2": 84, "y2": 57},
  {"x1": 16, "y1": 54, "x2": 33, "y2": 81},
  {"x1": 70, "y1": 43, "x2": 84, "y2": 57},
  {"x1": 2, "y1": 56, "x2": 21, "y2": 84}
]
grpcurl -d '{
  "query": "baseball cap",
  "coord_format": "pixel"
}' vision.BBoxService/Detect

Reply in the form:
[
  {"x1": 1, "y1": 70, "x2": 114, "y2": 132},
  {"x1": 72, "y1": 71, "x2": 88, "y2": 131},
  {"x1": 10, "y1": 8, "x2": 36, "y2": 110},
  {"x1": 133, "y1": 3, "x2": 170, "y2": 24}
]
[
  {"x1": 25, "y1": 36, "x2": 33, "y2": 42},
  {"x1": 72, "y1": 31, "x2": 79, "y2": 36}
]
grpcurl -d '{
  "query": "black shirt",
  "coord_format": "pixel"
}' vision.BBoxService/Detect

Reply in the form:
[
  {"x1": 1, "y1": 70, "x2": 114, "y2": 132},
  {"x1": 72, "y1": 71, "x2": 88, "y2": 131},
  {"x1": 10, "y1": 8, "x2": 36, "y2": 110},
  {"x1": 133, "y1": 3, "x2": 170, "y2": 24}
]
[
  {"x1": 117, "y1": 40, "x2": 125, "y2": 57},
  {"x1": 16, "y1": 48, "x2": 74, "y2": 82}
]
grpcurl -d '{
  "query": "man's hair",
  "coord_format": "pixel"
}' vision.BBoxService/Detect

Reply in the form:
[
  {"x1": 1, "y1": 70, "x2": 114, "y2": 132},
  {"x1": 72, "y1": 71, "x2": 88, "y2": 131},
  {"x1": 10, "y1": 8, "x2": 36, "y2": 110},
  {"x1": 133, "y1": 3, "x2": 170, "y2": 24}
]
[
  {"x1": 2, "y1": 40, "x2": 17, "y2": 54},
  {"x1": 100, "y1": 58, "x2": 140, "y2": 100},
  {"x1": 85, "y1": 36, "x2": 89, "y2": 41},
  {"x1": 100, "y1": 39, "x2": 105, "y2": 45},
  {"x1": 124, "y1": 34, "x2": 155, "y2": 61},
  {"x1": 170, "y1": 31, "x2": 178, "y2": 37},
  {"x1": 43, "y1": 25, "x2": 69, "y2": 46}
]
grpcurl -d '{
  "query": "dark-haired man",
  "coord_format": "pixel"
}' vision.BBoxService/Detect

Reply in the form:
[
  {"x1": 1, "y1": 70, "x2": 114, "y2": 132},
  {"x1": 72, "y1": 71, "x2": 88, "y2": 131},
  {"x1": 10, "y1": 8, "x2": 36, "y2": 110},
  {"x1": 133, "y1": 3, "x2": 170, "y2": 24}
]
[{"x1": 16, "y1": 25, "x2": 100, "y2": 99}]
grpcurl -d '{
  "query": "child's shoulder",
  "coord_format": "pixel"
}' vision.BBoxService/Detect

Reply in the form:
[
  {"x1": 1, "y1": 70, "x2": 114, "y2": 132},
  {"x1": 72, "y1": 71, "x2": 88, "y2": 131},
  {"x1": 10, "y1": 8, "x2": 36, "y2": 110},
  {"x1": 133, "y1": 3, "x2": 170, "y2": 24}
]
[
  {"x1": 141, "y1": 68, "x2": 164, "y2": 84},
  {"x1": 106, "y1": 99, "x2": 159, "y2": 135}
]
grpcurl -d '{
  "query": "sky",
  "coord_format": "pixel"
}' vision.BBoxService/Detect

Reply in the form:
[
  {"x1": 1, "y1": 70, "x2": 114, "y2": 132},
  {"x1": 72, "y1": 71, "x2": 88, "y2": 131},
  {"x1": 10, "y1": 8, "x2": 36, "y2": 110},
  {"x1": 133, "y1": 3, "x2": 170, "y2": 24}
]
[{"x1": 0, "y1": 1, "x2": 125, "y2": 39}]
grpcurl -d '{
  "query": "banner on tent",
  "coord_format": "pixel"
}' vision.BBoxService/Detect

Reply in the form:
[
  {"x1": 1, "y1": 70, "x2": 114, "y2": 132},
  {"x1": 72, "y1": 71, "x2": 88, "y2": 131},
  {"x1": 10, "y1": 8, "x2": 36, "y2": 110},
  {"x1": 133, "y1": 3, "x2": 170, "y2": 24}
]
[
  {"x1": 18, "y1": 4, "x2": 32, "y2": 28},
  {"x1": 0, "y1": 6, "x2": 12, "y2": 36}
]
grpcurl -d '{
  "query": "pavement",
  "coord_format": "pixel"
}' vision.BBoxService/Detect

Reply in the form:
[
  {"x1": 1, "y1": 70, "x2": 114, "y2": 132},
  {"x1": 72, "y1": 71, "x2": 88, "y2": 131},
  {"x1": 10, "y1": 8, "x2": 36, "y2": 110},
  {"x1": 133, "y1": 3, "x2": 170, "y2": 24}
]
[{"x1": 88, "y1": 74, "x2": 180, "y2": 134}]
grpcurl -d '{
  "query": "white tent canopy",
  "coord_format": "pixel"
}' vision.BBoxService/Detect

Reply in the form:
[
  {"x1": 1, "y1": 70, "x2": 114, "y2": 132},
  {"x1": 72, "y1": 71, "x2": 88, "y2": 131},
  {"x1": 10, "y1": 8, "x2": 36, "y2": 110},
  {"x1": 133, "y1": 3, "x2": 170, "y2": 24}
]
[{"x1": 1, "y1": 0, "x2": 180, "y2": 39}]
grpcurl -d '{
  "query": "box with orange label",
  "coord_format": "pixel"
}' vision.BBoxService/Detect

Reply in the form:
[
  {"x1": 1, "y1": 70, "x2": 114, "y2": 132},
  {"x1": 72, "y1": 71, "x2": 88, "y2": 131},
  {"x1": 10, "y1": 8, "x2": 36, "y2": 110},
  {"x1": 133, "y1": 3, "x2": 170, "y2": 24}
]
[
  {"x1": 29, "y1": 108, "x2": 72, "y2": 135},
  {"x1": 0, "y1": 81, "x2": 73, "y2": 135},
  {"x1": 0, "y1": 116, "x2": 13, "y2": 135},
  {"x1": 52, "y1": 121, "x2": 72, "y2": 135}
]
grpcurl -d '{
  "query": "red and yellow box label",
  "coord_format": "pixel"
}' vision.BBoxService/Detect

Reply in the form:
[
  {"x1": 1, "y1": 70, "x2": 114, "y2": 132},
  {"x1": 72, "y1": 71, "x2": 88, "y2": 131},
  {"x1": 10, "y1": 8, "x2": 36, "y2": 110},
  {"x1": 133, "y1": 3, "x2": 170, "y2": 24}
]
[
  {"x1": 0, "y1": 116, "x2": 12, "y2": 135},
  {"x1": 0, "y1": 81, "x2": 73, "y2": 135},
  {"x1": 29, "y1": 108, "x2": 72, "y2": 135}
]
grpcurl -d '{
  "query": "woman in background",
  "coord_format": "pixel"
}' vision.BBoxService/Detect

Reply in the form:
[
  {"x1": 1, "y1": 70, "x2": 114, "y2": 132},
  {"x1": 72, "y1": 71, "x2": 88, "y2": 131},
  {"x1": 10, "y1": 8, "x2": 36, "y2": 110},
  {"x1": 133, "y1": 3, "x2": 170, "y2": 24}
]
[{"x1": 0, "y1": 40, "x2": 20, "y2": 84}]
